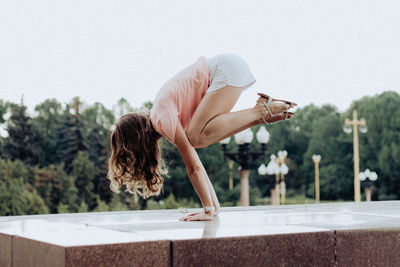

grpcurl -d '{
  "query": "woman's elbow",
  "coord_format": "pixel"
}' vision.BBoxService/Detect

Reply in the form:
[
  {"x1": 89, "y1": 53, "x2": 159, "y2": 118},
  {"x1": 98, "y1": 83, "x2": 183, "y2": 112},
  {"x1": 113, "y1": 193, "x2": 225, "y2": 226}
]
[{"x1": 188, "y1": 165, "x2": 202, "y2": 176}]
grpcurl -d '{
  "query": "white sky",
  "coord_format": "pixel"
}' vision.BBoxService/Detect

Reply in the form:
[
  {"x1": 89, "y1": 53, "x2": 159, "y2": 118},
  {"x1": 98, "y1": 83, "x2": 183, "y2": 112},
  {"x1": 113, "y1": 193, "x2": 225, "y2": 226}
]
[{"x1": 0, "y1": 0, "x2": 399, "y2": 114}]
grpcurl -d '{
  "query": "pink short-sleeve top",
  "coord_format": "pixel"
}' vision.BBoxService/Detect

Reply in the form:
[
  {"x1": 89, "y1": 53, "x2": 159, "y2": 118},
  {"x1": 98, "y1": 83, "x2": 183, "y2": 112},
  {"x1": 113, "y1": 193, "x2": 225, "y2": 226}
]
[{"x1": 150, "y1": 56, "x2": 210, "y2": 146}]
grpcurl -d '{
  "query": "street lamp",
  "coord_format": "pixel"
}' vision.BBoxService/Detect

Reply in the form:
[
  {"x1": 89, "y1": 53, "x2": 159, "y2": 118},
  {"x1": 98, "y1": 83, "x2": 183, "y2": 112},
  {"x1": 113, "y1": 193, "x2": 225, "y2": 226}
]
[
  {"x1": 228, "y1": 161, "x2": 234, "y2": 190},
  {"x1": 359, "y1": 169, "x2": 378, "y2": 202},
  {"x1": 266, "y1": 154, "x2": 281, "y2": 205},
  {"x1": 277, "y1": 150, "x2": 289, "y2": 205},
  {"x1": 312, "y1": 154, "x2": 321, "y2": 203},
  {"x1": 220, "y1": 126, "x2": 270, "y2": 206},
  {"x1": 258, "y1": 163, "x2": 276, "y2": 205},
  {"x1": 344, "y1": 110, "x2": 367, "y2": 202}
]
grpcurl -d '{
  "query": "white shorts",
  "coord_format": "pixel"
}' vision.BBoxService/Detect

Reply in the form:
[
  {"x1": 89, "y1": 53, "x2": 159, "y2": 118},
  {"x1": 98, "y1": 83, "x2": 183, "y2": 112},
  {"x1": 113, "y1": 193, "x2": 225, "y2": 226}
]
[{"x1": 206, "y1": 53, "x2": 256, "y2": 93}]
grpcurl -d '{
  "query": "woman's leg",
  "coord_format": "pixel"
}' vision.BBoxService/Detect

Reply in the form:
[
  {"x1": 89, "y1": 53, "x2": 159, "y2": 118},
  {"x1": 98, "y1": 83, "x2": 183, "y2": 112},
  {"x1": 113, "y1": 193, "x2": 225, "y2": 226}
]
[
  {"x1": 186, "y1": 85, "x2": 289, "y2": 148},
  {"x1": 186, "y1": 85, "x2": 252, "y2": 148},
  {"x1": 211, "y1": 111, "x2": 293, "y2": 145}
]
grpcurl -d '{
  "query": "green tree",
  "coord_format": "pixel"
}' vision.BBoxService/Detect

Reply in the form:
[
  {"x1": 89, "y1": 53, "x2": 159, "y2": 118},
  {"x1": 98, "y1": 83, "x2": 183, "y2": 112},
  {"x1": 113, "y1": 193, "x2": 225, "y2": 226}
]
[
  {"x1": 304, "y1": 111, "x2": 353, "y2": 200},
  {"x1": 94, "y1": 150, "x2": 113, "y2": 204},
  {"x1": 21, "y1": 188, "x2": 50, "y2": 215},
  {"x1": 0, "y1": 99, "x2": 9, "y2": 124},
  {"x1": 52, "y1": 163, "x2": 81, "y2": 213},
  {"x1": 3, "y1": 100, "x2": 42, "y2": 166},
  {"x1": 57, "y1": 101, "x2": 87, "y2": 173},
  {"x1": 57, "y1": 204, "x2": 70, "y2": 213},
  {"x1": 82, "y1": 102, "x2": 114, "y2": 137},
  {"x1": 86, "y1": 126, "x2": 105, "y2": 167},
  {"x1": 94, "y1": 196, "x2": 110, "y2": 212},
  {"x1": 78, "y1": 201, "x2": 89, "y2": 212},
  {"x1": 113, "y1": 98, "x2": 134, "y2": 118},
  {"x1": 83, "y1": 103, "x2": 113, "y2": 203},
  {"x1": 32, "y1": 99, "x2": 64, "y2": 166},
  {"x1": 0, "y1": 177, "x2": 26, "y2": 216},
  {"x1": 0, "y1": 159, "x2": 48, "y2": 215},
  {"x1": 71, "y1": 151, "x2": 97, "y2": 210},
  {"x1": 109, "y1": 194, "x2": 130, "y2": 211},
  {"x1": 348, "y1": 91, "x2": 400, "y2": 199},
  {"x1": 34, "y1": 165, "x2": 62, "y2": 213}
]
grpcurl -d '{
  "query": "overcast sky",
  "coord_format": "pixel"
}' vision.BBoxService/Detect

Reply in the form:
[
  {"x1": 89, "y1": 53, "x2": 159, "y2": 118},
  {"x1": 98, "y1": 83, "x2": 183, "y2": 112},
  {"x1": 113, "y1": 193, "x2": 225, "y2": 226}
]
[{"x1": 1, "y1": 0, "x2": 399, "y2": 115}]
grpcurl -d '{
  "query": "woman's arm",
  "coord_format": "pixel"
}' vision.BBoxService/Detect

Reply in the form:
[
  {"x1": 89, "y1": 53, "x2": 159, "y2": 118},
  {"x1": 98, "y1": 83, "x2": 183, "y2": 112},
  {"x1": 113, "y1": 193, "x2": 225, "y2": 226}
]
[
  {"x1": 185, "y1": 163, "x2": 220, "y2": 218},
  {"x1": 197, "y1": 165, "x2": 220, "y2": 214},
  {"x1": 174, "y1": 120, "x2": 215, "y2": 221},
  {"x1": 202, "y1": 166, "x2": 220, "y2": 214}
]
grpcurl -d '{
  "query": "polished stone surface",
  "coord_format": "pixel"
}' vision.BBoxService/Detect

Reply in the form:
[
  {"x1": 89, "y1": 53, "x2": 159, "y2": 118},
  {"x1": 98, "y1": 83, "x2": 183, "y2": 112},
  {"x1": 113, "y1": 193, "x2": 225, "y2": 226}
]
[
  {"x1": 1, "y1": 201, "x2": 399, "y2": 266},
  {"x1": 2, "y1": 201, "x2": 399, "y2": 246}
]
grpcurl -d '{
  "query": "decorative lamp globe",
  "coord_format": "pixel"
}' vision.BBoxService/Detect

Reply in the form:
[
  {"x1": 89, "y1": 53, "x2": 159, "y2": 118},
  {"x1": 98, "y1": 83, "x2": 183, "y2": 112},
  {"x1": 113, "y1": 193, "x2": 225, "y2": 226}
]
[
  {"x1": 278, "y1": 150, "x2": 287, "y2": 161},
  {"x1": 266, "y1": 155, "x2": 280, "y2": 175},
  {"x1": 243, "y1": 128, "x2": 254, "y2": 143},
  {"x1": 343, "y1": 124, "x2": 352, "y2": 134},
  {"x1": 359, "y1": 125, "x2": 368, "y2": 134},
  {"x1": 256, "y1": 126, "x2": 270, "y2": 144},
  {"x1": 234, "y1": 128, "x2": 254, "y2": 144},
  {"x1": 312, "y1": 154, "x2": 321, "y2": 162},
  {"x1": 280, "y1": 163, "x2": 289, "y2": 175},
  {"x1": 369, "y1": 172, "x2": 378, "y2": 181},
  {"x1": 258, "y1": 163, "x2": 268, "y2": 175},
  {"x1": 219, "y1": 136, "x2": 231, "y2": 145}
]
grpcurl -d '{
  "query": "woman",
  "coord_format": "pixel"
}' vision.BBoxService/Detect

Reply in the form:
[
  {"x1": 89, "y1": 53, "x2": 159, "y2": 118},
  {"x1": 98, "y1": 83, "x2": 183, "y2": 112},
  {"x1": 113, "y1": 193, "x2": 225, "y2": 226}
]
[{"x1": 107, "y1": 54, "x2": 296, "y2": 221}]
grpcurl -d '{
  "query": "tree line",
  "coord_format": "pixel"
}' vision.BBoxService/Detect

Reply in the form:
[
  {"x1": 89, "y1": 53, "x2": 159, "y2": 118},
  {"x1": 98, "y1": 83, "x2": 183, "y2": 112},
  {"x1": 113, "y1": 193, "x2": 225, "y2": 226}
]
[{"x1": 0, "y1": 91, "x2": 399, "y2": 216}]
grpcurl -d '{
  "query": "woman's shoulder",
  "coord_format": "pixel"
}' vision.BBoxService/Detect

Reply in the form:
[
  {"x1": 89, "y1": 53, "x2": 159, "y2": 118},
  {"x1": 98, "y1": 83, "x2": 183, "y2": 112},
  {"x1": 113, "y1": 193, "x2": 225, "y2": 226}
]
[{"x1": 150, "y1": 101, "x2": 179, "y2": 146}]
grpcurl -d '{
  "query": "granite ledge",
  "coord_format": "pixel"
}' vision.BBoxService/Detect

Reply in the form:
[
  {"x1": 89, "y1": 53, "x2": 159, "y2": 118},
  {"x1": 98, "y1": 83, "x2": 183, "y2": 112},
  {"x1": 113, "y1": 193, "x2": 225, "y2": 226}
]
[
  {"x1": 336, "y1": 227, "x2": 400, "y2": 267},
  {"x1": 172, "y1": 231, "x2": 335, "y2": 267}
]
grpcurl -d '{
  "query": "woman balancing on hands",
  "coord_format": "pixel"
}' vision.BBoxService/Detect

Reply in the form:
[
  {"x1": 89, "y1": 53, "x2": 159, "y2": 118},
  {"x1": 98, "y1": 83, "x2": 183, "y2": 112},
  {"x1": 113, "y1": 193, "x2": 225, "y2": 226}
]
[{"x1": 107, "y1": 54, "x2": 296, "y2": 221}]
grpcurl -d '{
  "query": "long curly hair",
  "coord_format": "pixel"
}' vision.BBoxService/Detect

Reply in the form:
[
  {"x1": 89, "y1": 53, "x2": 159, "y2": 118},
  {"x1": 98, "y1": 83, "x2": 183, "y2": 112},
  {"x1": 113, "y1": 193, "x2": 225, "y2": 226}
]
[{"x1": 107, "y1": 109, "x2": 169, "y2": 199}]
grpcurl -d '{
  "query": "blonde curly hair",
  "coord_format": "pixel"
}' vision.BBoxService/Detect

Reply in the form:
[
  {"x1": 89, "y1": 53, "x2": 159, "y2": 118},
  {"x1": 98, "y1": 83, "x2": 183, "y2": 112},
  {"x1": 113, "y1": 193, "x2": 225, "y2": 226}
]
[{"x1": 107, "y1": 109, "x2": 169, "y2": 199}]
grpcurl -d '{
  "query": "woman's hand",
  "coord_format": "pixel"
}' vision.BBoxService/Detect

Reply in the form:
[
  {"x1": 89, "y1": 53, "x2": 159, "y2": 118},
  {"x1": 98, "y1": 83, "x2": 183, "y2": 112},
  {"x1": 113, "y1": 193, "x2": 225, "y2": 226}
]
[
  {"x1": 180, "y1": 207, "x2": 219, "y2": 221},
  {"x1": 186, "y1": 207, "x2": 219, "y2": 218},
  {"x1": 214, "y1": 206, "x2": 220, "y2": 216},
  {"x1": 180, "y1": 211, "x2": 214, "y2": 221}
]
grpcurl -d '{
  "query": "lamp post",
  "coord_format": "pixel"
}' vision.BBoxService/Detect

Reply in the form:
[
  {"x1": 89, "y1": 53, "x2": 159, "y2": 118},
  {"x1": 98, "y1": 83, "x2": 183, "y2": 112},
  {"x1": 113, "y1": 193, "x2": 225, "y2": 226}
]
[
  {"x1": 277, "y1": 150, "x2": 289, "y2": 205},
  {"x1": 220, "y1": 126, "x2": 270, "y2": 206},
  {"x1": 359, "y1": 169, "x2": 378, "y2": 202},
  {"x1": 258, "y1": 163, "x2": 276, "y2": 205},
  {"x1": 228, "y1": 161, "x2": 234, "y2": 190},
  {"x1": 266, "y1": 154, "x2": 282, "y2": 205},
  {"x1": 312, "y1": 154, "x2": 321, "y2": 203},
  {"x1": 344, "y1": 110, "x2": 367, "y2": 202}
]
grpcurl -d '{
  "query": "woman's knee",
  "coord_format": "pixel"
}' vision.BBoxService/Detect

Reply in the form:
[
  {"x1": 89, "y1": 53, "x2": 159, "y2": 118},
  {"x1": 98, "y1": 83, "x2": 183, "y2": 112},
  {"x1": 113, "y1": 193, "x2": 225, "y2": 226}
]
[
  {"x1": 186, "y1": 129, "x2": 207, "y2": 148},
  {"x1": 186, "y1": 130, "x2": 200, "y2": 148}
]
